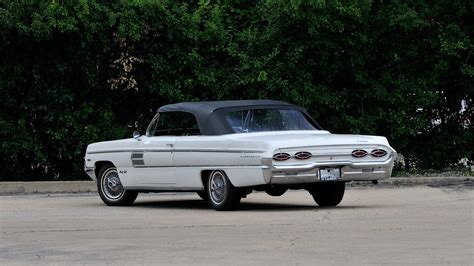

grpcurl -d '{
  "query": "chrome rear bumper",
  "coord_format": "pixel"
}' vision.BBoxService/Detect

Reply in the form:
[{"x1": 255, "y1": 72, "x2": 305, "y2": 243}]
[{"x1": 262, "y1": 153, "x2": 396, "y2": 184}]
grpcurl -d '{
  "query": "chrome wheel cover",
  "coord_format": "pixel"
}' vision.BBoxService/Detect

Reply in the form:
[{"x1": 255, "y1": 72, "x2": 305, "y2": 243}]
[
  {"x1": 209, "y1": 171, "x2": 226, "y2": 204},
  {"x1": 101, "y1": 168, "x2": 125, "y2": 200}
]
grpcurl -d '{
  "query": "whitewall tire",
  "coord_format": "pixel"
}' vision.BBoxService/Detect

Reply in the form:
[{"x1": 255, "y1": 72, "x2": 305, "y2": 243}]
[
  {"x1": 206, "y1": 170, "x2": 241, "y2": 211},
  {"x1": 97, "y1": 164, "x2": 138, "y2": 206}
]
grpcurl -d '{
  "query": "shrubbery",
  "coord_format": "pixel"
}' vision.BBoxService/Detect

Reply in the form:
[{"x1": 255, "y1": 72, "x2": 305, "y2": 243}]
[{"x1": 0, "y1": 1, "x2": 472, "y2": 180}]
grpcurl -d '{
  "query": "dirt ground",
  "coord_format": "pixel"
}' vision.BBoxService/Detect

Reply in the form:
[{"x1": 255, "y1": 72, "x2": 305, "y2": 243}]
[{"x1": 1, "y1": 186, "x2": 473, "y2": 265}]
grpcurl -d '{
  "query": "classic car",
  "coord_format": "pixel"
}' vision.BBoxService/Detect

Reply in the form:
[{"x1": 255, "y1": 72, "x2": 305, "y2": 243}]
[{"x1": 84, "y1": 100, "x2": 396, "y2": 210}]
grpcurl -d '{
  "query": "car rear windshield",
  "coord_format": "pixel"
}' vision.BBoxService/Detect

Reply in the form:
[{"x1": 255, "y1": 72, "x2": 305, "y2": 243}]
[{"x1": 225, "y1": 109, "x2": 316, "y2": 133}]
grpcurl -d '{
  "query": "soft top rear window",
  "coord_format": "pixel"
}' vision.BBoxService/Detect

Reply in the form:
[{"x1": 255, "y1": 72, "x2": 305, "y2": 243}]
[{"x1": 225, "y1": 109, "x2": 316, "y2": 133}]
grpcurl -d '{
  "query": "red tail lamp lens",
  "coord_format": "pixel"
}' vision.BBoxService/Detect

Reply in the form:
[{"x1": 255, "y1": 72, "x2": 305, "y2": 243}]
[
  {"x1": 294, "y1": 151, "x2": 312, "y2": 160},
  {"x1": 351, "y1": 149, "x2": 368, "y2": 158},
  {"x1": 273, "y1": 153, "x2": 291, "y2": 161},
  {"x1": 371, "y1": 149, "x2": 387, "y2": 157}
]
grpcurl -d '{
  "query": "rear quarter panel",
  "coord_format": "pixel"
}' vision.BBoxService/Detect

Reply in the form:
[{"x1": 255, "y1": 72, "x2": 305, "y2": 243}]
[{"x1": 173, "y1": 136, "x2": 268, "y2": 188}]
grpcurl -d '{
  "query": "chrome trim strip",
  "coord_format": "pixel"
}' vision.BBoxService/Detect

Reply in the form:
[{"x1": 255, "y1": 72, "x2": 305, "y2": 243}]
[
  {"x1": 311, "y1": 153, "x2": 362, "y2": 157},
  {"x1": 88, "y1": 149, "x2": 168, "y2": 154},
  {"x1": 280, "y1": 144, "x2": 391, "y2": 149},
  {"x1": 134, "y1": 165, "x2": 267, "y2": 169},
  {"x1": 131, "y1": 153, "x2": 144, "y2": 159},
  {"x1": 286, "y1": 153, "x2": 374, "y2": 158},
  {"x1": 131, "y1": 151, "x2": 145, "y2": 167},
  {"x1": 125, "y1": 187, "x2": 203, "y2": 192},
  {"x1": 272, "y1": 173, "x2": 316, "y2": 178},
  {"x1": 174, "y1": 149, "x2": 264, "y2": 153},
  {"x1": 272, "y1": 154, "x2": 396, "y2": 172},
  {"x1": 125, "y1": 186, "x2": 202, "y2": 191},
  {"x1": 87, "y1": 149, "x2": 264, "y2": 155}
]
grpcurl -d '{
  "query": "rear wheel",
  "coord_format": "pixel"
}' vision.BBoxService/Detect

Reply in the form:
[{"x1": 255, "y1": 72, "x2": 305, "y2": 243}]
[
  {"x1": 308, "y1": 182, "x2": 345, "y2": 207},
  {"x1": 97, "y1": 164, "x2": 138, "y2": 206},
  {"x1": 207, "y1": 170, "x2": 241, "y2": 211}
]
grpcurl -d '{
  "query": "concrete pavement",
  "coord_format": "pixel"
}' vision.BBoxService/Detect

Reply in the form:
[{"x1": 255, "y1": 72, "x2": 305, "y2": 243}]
[
  {"x1": 0, "y1": 186, "x2": 472, "y2": 265},
  {"x1": 0, "y1": 176, "x2": 472, "y2": 194}
]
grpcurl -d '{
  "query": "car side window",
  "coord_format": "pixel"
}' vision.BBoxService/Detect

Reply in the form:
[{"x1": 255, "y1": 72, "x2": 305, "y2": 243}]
[{"x1": 154, "y1": 112, "x2": 201, "y2": 136}]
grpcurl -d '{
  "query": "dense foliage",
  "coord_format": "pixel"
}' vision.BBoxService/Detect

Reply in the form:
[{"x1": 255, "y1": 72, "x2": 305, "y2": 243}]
[{"x1": 0, "y1": 0, "x2": 472, "y2": 180}]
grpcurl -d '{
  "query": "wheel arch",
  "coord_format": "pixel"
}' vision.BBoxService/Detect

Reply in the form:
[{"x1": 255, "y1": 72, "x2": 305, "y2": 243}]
[
  {"x1": 200, "y1": 170, "x2": 212, "y2": 189},
  {"x1": 201, "y1": 169, "x2": 236, "y2": 188},
  {"x1": 94, "y1": 161, "x2": 115, "y2": 179}
]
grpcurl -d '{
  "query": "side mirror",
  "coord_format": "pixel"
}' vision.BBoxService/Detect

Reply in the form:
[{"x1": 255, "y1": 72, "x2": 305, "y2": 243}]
[{"x1": 133, "y1": 131, "x2": 141, "y2": 140}]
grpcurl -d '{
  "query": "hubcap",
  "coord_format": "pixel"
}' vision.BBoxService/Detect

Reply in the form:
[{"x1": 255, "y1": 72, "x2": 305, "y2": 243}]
[
  {"x1": 101, "y1": 168, "x2": 125, "y2": 200},
  {"x1": 210, "y1": 172, "x2": 226, "y2": 204}
]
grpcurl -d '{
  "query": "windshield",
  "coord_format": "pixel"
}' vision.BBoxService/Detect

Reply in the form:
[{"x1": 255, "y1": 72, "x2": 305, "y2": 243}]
[{"x1": 225, "y1": 109, "x2": 316, "y2": 133}]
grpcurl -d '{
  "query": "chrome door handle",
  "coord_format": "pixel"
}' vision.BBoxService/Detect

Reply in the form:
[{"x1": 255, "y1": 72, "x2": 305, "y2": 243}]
[{"x1": 166, "y1": 143, "x2": 174, "y2": 147}]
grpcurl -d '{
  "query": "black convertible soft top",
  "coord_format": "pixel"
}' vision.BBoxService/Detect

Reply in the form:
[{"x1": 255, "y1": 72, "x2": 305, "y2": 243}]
[{"x1": 157, "y1": 100, "x2": 320, "y2": 135}]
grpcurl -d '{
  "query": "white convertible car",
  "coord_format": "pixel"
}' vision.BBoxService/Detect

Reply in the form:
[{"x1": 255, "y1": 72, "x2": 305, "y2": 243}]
[{"x1": 85, "y1": 100, "x2": 396, "y2": 210}]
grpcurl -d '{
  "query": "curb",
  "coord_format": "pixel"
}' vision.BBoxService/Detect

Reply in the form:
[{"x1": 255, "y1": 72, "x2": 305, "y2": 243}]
[
  {"x1": 0, "y1": 177, "x2": 472, "y2": 195},
  {"x1": 350, "y1": 176, "x2": 473, "y2": 188},
  {"x1": 0, "y1": 181, "x2": 97, "y2": 194}
]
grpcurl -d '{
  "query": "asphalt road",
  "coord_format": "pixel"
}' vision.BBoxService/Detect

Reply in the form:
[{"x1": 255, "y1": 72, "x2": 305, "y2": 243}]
[{"x1": 1, "y1": 186, "x2": 473, "y2": 265}]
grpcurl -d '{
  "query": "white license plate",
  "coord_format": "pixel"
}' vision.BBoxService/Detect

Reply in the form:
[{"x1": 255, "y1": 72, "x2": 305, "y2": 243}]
[{"x1": 319, "y1": 168, "x2": 342, "y2": 181}]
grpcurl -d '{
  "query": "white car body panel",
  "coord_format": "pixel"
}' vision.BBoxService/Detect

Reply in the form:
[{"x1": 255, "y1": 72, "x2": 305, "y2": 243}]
[{"x1": 85, "y1": 130, "x2": 396, "y2": 190}]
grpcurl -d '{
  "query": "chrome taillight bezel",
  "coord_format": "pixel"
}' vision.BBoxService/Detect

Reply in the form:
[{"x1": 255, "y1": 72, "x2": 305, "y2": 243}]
[
  {"x1": 371, "y1": 149, "x2": 387, "y2": 157},
  {"x1": 351, "y1": 149, "x2": 368, "y2": 158},
  {"x1": 294, "y1": 151, "x2": 312, "y2": 160},
  {"x1": 273, "y1": 153, "x2": 291, "y2": 161}
]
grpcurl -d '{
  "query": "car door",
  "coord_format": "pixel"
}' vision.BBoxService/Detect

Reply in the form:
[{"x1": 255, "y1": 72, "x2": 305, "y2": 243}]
[
  {"x1": 130, "y1": 111, "x2": 184, "y2": 187},
  {"x1": 134, "y1": 135, "x2": 176, "y2": 186}
]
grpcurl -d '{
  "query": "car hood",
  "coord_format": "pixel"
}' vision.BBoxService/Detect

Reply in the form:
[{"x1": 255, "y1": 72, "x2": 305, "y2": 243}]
[{"x1": 86, "y1": 138, "x2": 136, "y2": 153}]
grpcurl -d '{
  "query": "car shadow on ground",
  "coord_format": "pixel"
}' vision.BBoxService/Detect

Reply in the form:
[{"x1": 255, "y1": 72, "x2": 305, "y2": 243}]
[{"x1": 132, "y1": 198, "x2": 381, "y2": 211}]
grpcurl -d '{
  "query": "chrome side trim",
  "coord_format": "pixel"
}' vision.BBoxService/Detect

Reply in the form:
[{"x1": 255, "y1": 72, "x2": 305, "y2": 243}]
[
  {"x1": 131, "y1": 151, "x2": 145, "y2": 167},
  {"x1": 87, "y1": 149, "x2": 264, "y2": 155},
  {"x1": 172, "y1": 149, "x2": 264, "y2": 153},
  {"x1": 125, "y1": 186, "x2": 203, "y2": 191},
  {"x1": 279, "y1": 144, "x2": 394, "y2": 150},
  {"x1": 134, "y1": 165, "x2": 268, "y2": 169},
  {"x1": 87, "y1": 149, "x2": 163, "y2": 154}
]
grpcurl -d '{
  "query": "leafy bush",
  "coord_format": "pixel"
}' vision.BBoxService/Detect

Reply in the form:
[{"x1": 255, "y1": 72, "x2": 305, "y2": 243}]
[{"x1": 0, "y1": 1, "x2": 472, "y2": 180}]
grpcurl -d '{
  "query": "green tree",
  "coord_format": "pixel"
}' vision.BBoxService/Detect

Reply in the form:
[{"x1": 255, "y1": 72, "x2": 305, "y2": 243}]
[{"x1": 0, "y1": 0, "x2": 472, "y2": 180}]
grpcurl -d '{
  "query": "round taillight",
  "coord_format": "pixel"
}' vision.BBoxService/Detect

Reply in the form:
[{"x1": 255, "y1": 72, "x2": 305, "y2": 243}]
[
  {"x1": 371, "y1": 149, "x2": 387, "y2": 157},
  {"x1": 294, "y1": 151, "x2": 312, "y2": 160},
  {"x1": 273, "y1": 153, "x2": 291, "y2": 161},
  {"x1": 351, "y1": 149, "x2": 368, "y2": 158}
]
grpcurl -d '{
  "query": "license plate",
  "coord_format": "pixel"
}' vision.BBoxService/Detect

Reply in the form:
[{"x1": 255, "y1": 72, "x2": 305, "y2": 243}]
[{"x1": 319, "y1": 168, "x2": 341, "y2": 181}]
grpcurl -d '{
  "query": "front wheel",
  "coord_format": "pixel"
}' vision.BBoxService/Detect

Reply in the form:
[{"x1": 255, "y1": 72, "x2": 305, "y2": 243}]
[
  {"x1": 308, "y1": 182, "x2": 345, "y2": 207},
  {"x1": 207, "y1": 170, "x2": 241, "y2": 211},
  {"x1": 97, "y1": 164, "x2": 138, "y2": 206}
]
